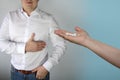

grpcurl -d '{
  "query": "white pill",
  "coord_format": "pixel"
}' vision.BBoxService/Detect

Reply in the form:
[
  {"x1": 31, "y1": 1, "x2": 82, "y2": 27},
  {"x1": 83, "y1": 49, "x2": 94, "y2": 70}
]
[
  {"x1": 72, "y1": 33, "x2": 77, "y2": 36},
  {"x1": 65, "y1": 33, "x2": 77, "y2": 36}
]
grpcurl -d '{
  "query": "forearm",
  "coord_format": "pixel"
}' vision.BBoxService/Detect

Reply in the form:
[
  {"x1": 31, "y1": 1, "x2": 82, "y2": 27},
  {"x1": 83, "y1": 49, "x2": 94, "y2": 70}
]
[
  {"x1": 84, "y1": 37, "x2": 120, "y2": 68},
  {"x1": 0, "y1": 39, "x2": 25, "y2": 54}
]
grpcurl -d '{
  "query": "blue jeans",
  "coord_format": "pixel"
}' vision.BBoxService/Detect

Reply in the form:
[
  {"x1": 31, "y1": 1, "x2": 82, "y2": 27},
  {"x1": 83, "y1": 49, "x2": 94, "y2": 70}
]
[{"x1": 11, "y1": 66, "x2": 49, "y2": 80}]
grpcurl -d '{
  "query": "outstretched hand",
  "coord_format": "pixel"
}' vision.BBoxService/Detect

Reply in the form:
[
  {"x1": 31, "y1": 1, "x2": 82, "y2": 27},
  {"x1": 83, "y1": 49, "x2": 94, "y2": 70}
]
[{"x1": 55, "y1": 27, "x2": 89, "y2": 46}]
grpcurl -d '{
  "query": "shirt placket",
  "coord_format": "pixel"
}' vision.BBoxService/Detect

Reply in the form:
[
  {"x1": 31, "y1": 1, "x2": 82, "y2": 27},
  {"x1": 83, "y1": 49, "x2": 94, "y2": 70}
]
[{"x1": 23, "y1": 12, "x2": 31, "y2": 69}]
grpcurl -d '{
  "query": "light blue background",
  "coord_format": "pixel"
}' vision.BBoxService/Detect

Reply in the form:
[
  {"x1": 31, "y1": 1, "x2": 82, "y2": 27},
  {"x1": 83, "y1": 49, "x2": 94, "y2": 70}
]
[
  {"x1": 0, "y1": 0, "x2": 120, "y2": 80},
  {"x1": 74, "y1": 0, "x2": 120, "y2": 80}
]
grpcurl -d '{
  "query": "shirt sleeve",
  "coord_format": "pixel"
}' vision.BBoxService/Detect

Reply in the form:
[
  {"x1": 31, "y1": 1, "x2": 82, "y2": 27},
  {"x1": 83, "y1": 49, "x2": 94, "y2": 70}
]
[
  {"x1": 0, "y1": 13, "x2": 26, "y2": 54},
  {"x1": 43, "y1": 16, "x2": 66, "y2": 71}
]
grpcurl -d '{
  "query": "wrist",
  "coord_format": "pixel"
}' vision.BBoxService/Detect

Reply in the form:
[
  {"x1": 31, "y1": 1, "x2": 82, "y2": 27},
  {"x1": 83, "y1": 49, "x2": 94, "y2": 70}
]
[{"x1": 82, "y1": 37, "x2": 93, "y2": 48}]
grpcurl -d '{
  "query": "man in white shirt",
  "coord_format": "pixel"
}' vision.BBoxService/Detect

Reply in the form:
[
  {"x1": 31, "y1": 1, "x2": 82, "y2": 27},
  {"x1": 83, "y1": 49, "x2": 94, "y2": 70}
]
[{"x1": 0, "y1": 0, "x2": 65, "y2": 80}]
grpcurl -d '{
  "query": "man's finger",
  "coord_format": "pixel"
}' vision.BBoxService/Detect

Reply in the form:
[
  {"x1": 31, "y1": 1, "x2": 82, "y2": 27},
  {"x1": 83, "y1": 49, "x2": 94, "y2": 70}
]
[
  {"x1": 37, "y1": 41, "x2": 46, "y2": 47},
  {"x1": 29, "y1": 33, "x2": 35, "y2": 41}
]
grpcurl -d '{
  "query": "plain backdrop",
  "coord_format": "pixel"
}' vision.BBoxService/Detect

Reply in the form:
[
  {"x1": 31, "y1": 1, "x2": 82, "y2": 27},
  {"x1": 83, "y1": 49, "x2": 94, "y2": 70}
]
[{"x1": 0, "y1": 0, "x2": 120, "y2": 80}]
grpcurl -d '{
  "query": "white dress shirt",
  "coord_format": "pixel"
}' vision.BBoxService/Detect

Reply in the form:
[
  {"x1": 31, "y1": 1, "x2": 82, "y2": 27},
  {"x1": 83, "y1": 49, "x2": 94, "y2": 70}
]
[{"x1": 0, "y1": 8, "x2": 65, "y2": 71}]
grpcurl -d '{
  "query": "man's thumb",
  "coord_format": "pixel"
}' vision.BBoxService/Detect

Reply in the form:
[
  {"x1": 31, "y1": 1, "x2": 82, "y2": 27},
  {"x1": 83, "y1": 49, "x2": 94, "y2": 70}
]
[{"x1": 29, "y1": 33, "x2": 35, "y2": 41}]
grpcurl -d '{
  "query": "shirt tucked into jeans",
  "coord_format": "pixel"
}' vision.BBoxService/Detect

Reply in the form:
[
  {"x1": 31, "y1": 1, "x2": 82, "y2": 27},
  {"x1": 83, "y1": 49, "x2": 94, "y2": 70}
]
[{"x1": 11, "y1": 65, "x2": 49, "y2": 80}]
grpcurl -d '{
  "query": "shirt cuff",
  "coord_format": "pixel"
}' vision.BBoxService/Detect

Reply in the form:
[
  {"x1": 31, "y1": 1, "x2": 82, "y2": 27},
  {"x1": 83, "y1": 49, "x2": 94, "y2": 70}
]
[
  {"x1": 43, "y1": 61, "x2": 53, "y2": 72},
  {"x1": 16, "y1": 43, "x2": 26, "y2": 54}
]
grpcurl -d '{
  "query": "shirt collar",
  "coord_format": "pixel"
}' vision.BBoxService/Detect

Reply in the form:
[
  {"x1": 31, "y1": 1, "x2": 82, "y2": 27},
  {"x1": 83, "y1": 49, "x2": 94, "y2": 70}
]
[{"x1": 20, "y1": 7, "x2": 40, "y2": 16}]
